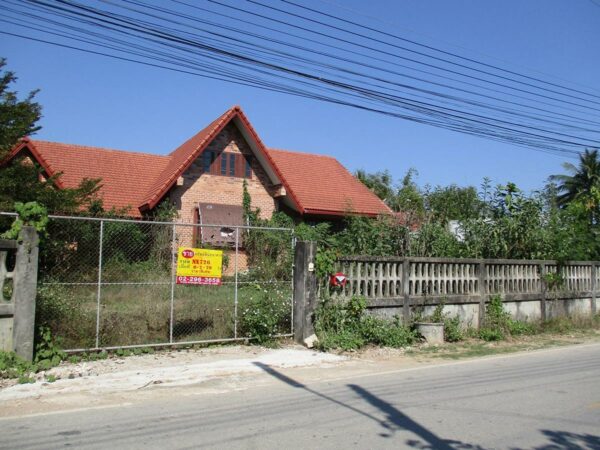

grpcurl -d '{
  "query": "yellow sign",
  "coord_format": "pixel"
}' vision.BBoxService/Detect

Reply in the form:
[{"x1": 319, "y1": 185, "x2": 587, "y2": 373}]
[{"x1": 176, "y1": 247, "x2": 223, "y2": 285}]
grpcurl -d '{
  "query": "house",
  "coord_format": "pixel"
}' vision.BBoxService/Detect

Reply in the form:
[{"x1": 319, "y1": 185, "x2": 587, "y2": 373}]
[{"x1": 5, "y1": 106, "x2": 391, "y2": 230}]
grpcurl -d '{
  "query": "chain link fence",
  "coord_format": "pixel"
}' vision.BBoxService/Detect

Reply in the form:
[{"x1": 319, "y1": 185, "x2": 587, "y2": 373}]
[{"x1": 1, "y1": 213, "x2": 295, "y2": 351}]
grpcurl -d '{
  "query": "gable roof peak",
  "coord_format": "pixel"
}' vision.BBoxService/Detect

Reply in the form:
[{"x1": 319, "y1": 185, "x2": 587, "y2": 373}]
[{"x1": 140, "y1": 105, "x2": 282, "y2": 210}]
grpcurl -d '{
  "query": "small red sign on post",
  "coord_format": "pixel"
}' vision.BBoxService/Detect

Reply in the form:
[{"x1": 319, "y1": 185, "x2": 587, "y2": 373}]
[{"x1": 330, "y1": 272, "x2": 348, "y2": 287}]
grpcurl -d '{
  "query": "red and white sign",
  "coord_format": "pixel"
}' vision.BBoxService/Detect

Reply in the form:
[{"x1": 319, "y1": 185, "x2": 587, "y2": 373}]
[{"x1": 330, "y1": 272, "x2": 348, "y2": 287}]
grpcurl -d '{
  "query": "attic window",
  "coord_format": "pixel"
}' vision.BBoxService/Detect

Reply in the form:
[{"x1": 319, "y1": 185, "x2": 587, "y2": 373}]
[
  {"x1": 202, "y1": 151, "x2": 252, "y2": 179},
  {"x1": 245, "y1": 157, "x2": 252, "y2": 178},
  {"x1": 229, "y1": 153, "x2": 235, "y2": 176},
  {"x1": 203, "y1": 151, "x2": 215, "y2": 173},
  {"x1": 221, "y1": 153, "x2": 227, "y2": 176}
]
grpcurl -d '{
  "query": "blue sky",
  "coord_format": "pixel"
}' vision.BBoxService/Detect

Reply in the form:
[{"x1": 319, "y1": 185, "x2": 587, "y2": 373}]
[{"x1": 1, "y1": 0, "x2": 599, "y2": 193}]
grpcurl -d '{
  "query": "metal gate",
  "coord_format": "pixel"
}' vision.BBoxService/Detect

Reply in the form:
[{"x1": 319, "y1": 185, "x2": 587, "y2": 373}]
[{"x1": 2, "y1": 213, "x2": 294, "y2": 351}]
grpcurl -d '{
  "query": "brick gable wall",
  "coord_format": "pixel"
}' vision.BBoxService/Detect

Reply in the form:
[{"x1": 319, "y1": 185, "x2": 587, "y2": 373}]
[
  {"x1": 168, "y1": 122, "x2": 277, "y2": 223},
  {"x1": 166, "y1": 123, "x2": 277, "y2": 275}
]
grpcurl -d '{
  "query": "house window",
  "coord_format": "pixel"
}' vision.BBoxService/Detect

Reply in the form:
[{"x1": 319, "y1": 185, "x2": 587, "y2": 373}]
[
  {"x1": 221, "y1": 153, "x2": 227, "y2": 176},
  {"x1": 203, "y1": 150, "x2": 215, "y2": 173},
  {"x1": 245, "y1": 157, "x2": 252, "y2": 179},
  {"x1": 203, "y1": 151, "x2": 253, "y2": 179},
  {"x1": 229, "y1": 153, "x2": 235, "y2": 176}
]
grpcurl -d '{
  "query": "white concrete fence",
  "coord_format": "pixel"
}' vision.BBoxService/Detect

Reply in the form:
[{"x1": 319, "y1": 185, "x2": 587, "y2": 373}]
[{"x1": 332, "y1": 256, "x2": 599, "y2": 327}]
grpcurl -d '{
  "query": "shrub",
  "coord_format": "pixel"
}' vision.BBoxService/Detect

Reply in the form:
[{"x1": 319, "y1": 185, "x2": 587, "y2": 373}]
[
  {"x1": 479, "y1": 295, "x2": 534, "y2": 341},
  {"x1": 240, "y1": 284, "x2": 291, "y2": 345},
  {"x1": 0, "y1": 327, "x2": 66, "y2": 380},
  {"x1": 360, "y1": 316, "x2": 416, "y2": 347},
  {"x1": 0, "y1": 351, "x2": 33, "y2": 379},
  {"x1": 34, "y1": 326, "x2": 66, "y2": 371},
  {"x1": 315, "y1": 296, "x2": 417, "y2": 351},
  {"x1": 442, "y1": 315, "x2": 464, "y2": 342},
  {"x1": 508, "y1": 318, "x2": 536, "y2": 336}
]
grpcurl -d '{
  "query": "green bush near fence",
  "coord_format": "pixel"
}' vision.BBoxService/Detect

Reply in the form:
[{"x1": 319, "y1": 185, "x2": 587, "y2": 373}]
[
  {"x1": 479, "y1": 295, "x2": 536, "y2": 341},
  {"x1": 315, "y1": 295, "x2": 417, "y2": 351},
  {"x1": 239, "y1": 283, "x2": 291, "y2": 345}
]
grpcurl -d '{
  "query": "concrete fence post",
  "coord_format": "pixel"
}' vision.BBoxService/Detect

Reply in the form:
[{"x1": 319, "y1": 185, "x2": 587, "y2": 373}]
[
  {"x1": 539, "y1": 263, "x2": 547, "y2": 323},
  {"x1": 591, "y1": 264, "x2": 597, "y2": 316},
  {"x1": 0, "y1": 239, "x2": 17, "y2": 352},
  {"x1": 402, "y1": 259, "x2": 411, "y2": 325},
  {"x1": 477, "y1": 261, "x2": 487, "y2": 329},
  {"x1": 293, "y1": 241, "x2": 318, "y2": 345},
  {"x1": 12, "y1": 226, "x2": 40, "y2": 362}
]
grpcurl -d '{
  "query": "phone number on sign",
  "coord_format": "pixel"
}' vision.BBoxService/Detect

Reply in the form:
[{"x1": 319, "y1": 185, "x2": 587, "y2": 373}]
[{"x1": 176, "y1": 276, "x2": 222, "y2": 285}]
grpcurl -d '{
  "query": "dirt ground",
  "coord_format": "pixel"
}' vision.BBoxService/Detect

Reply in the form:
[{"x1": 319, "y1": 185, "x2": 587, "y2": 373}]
[{"x1": 1, "y1": 330, "x2": 599, "y2": 418}]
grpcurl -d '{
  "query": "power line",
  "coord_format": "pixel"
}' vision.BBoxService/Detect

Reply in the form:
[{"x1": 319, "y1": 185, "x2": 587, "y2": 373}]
[
  {"x1": 1, "y1": 0, "x2": 597, "y2": 157},
  {"x1": 247, "y1": 0, "x2": 600, "y2": 108},
  {"x1": 281, "y1": 0, "x2": 600, "y2": 101}
]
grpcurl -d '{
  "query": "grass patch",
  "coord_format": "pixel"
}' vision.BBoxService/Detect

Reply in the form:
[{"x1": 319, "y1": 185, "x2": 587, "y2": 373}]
[{"x1": 36, "y1": 279, "x2": 292, "y2": 350}]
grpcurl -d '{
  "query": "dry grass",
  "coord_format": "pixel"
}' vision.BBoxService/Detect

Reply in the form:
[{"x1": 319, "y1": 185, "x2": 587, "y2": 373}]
[{"x1": 37, "y1": 279, "x2": 292, "y2": 350}]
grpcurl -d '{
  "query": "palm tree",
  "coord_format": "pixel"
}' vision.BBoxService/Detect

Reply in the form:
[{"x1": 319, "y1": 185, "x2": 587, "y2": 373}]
[{"x1": 550, "y1": 148, "x2": 600, "y2": 207}]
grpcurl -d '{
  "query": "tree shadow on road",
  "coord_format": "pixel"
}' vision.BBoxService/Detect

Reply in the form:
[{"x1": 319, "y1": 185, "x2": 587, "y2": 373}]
[
  {"x1": 347, "y1": 383, "x2": 487, "y2": 450},
  {"x1": 254, "y1": 362, "x2": 599, "y2": 450},
  {"x1": 518, "y1": 430, "x2": 600, "y2": 450},
  {"x1": 253, "y1": 362, "x2": 483, "y2": 449}
]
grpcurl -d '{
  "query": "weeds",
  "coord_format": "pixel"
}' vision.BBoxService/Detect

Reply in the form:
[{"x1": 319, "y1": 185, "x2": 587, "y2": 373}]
[
  {"x1": 0, "y1": 351, "x2": 33, "y2": 379},
  {"x1": 45, "y1": 374, "x2": 57, "y2": 383},
  {"x1": 479, "y1": 295, "x2": 535, "y2": 341},
  {"x1": 315, "y1": 295, "x2": 417, "y2": 351},
  {"x1": 0, "y1": 326, "x2": 67, "y2": 381},
  {"x1": 239, "y1": 284, "x2": 291, "y2": 345}
]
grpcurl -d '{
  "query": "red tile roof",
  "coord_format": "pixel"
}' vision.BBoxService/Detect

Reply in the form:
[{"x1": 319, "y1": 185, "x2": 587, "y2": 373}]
[
  {"x1": 267, "y1": 148, "x2": 392, "y2": 217},
  {"x1": 6, "y1": 106, "x2": 391, "y2": 218},
  {"x1": 22, "y1": 140, "x2": 169, "y2": 217}
]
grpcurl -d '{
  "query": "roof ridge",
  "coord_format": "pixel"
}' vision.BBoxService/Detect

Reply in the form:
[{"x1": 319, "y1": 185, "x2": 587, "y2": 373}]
[
  {"x1": 168, "y1": 106, "x2": 240, "y2": 157},
  {"x1": 267, "y1": 147, "x2": 337, "y2": 160},
  {"x1": 30, "y1": 139, "x2": 168, "y2": 158}
]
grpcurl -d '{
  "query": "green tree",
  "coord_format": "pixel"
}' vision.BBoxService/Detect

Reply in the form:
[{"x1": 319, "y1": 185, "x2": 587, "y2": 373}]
[
  {"x1": 424, "y1": 184, "x2": 483, "y2": 224},
  {"x1": 550, "y1": 149, "x2": 600, "y2": 221},
  {"x1": 0, "y1": 164, "x2": 101, "y2": 213},
  {"x1": 0, "y1": 58, "x2": 42, "y2": 157},
  {"x1": 396, "y1": 168, "x2": 425, "y2": 219},
  {"x1": 0, "y1": 59, "x2": 101, "y2": 216},
  {"x1": 355, "y1": 169, "x2": 395, "y2": 207}
]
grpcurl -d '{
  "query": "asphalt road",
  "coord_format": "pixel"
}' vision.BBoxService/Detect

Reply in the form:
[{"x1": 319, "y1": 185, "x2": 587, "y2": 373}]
[{"x1": 2, "y1": 344, "x2": 600, "y2": 450}]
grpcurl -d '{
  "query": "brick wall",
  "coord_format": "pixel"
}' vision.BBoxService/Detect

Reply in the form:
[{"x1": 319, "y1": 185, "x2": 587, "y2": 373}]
[{"x1": 168, "y1": 122, "x2": 277, "y2": 224}]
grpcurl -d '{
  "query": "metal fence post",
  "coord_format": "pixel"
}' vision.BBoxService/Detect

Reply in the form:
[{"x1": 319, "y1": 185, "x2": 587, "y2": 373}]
[
  {"x1": 169, "y1": 223, "x2": 176, "y2": 344},
  {"x1": 234, "y1": 227, "x2": 239, "y2": 339},
  {"x1": 95, "y1": 220, "x2": 104, "y2": 349}
]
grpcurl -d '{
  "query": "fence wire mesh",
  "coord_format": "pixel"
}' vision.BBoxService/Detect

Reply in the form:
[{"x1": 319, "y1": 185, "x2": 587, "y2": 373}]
[{"x1": 7, "y1": 214, "x2": 294, "y2": 351}]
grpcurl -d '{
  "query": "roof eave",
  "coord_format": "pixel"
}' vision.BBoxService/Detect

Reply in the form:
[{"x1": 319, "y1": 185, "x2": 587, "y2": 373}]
[
  {"x1": 302, "y1": 207, "x2": 391, "y2": 218},
  {"x1": 2, "y1": 138, "x2": 65, "y2": 189}
]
